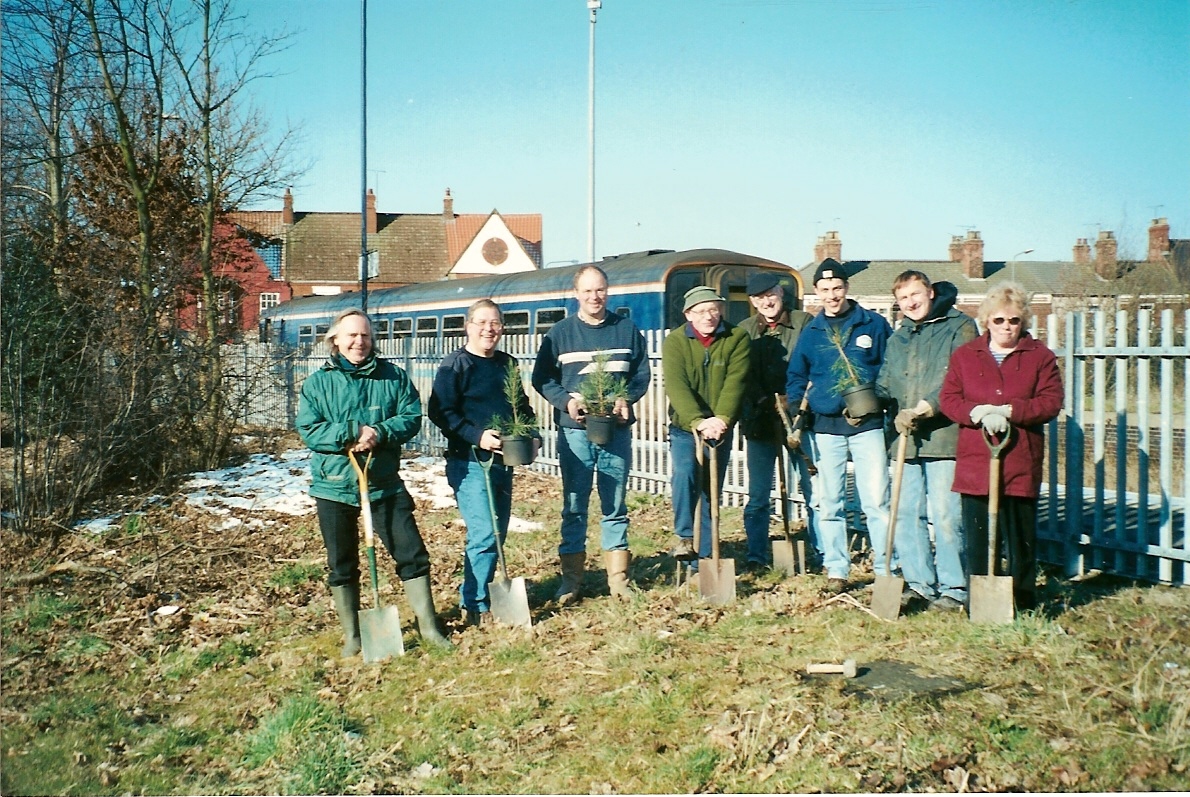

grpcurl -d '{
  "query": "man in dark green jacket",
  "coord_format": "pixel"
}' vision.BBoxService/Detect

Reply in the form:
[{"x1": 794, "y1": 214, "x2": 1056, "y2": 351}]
[
  {"x1": 738, "y1": 271, "x2": 816, "y2": 570},
  {"x1": 876, "y1": 272, "x2": 977, "y2": 612},
  {"x1": 662, "y1": 286, "x2": 750, "y2": 560},
  {"x1": 297, "y1": 309, "x2": 452, "y2": 655}
]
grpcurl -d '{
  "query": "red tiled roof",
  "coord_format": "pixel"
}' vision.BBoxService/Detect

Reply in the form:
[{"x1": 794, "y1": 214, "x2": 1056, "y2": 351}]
[
  {"x1": 227, "y1": 210, "x2": 285, "y2": 239},
  {"x1": 445, "y1": 212, "x2": 543, "y2": 265}
]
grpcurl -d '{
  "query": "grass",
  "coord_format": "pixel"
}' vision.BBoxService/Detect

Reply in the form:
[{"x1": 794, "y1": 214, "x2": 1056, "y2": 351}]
[{"x1": 2, "y1": 463, "x2": 1189, "y2": 794}]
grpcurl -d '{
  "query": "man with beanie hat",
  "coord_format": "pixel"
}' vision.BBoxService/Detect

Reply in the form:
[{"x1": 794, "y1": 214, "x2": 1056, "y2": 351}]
[
  {"x1": 738, "y1": 272, "x2": 818, "y2": 571},
  {"x1": 663, "y1": 286, "x2": 751, "y2": 561},
  {"x1": 786, "y1": 259, "x2": 893, "y2": 593}
]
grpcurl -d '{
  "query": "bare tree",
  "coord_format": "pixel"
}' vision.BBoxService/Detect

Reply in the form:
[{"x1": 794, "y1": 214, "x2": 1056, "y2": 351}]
[
  {"x1": 2, "y1": 0, "x2": 299, "y2": 533},
  {"x1": 162, "y1": 0, "x2": 300, "y2": 467}
]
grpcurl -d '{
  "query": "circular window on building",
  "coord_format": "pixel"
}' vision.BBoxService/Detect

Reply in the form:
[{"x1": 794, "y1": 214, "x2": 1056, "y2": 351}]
[{"x1": 482, "y1": 237, "x2": 509, "y2": 266}]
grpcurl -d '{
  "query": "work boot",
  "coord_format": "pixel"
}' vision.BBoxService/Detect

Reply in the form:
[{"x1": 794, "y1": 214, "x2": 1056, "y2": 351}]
[
  {"x1": 330, "y1": 583, "x2": 361, "y2": 658},
  {"x1": 605, "y1": 550, "x2": 632, "y2": 600},
  {"x1": 670, "y1": 535, "x2": 696, "y2": 560},
  {"x1": 554, "y1": 552, "x2": 586, "y2": 605},
  {"x1": 403, "y1": 576, "x2": 453, "y2": 649}
]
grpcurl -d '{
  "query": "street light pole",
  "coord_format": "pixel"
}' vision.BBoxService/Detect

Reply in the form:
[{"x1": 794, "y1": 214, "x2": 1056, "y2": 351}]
[
  {"x1": 359, "y1": 0, "x2": 369, "y2": 311},
  {"x1": 1011, "y1": 248, "x2": 1034, "y2": 283},
  {"x1": 587, "y1": 0, "x2": 600, "y2": 263}
]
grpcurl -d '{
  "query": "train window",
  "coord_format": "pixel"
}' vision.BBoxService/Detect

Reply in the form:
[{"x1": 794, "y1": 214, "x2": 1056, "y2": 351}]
[
  {"x1": 374, "y1": 319, "x2": 389, "y2": 340},
  {"x1": 535, "y1": 308, "x2": 566, "y2": 333},
  {"x1": 416, "y1": 317, "x2": 438, "y2": 337},
  {"x1": 315, "y1": 323, "x2": 330, "y2": 340},
  {"x1": 393, "y1": 318, "x2": 412, "y2": 338},
  {"x1": 503, "y1": 311, "x2": 530, "y2": 335},
  {"x1": 443, "y1": 315, "x2": 466, "y2": 336},
  {"x1": 298, "y1": 324, "x2": 314, "y2": 345},
  {"x1": 615, "y1": 307, "x2": 631, "y2": 318}
]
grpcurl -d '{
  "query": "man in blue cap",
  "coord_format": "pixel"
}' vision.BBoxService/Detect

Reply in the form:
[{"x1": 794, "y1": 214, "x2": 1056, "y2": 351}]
[{"x1": 738, "y1": 271, "x2": 817, "y2": 571}]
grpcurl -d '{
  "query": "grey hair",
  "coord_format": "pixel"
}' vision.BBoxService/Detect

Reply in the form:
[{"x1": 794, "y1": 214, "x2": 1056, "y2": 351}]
[{"x1": 324, "y1": 308, "x2": 374, "y2": 353}]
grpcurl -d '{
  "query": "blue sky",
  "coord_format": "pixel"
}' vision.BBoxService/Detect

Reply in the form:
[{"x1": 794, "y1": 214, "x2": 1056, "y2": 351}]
[{"x1": 243, "y1": 0, "x2": 1189, "y2": 268}]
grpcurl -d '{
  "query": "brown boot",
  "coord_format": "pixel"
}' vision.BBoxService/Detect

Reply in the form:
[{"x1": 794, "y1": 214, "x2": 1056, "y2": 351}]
[
  {"x1": 605, "y1": 550, "x2": 632, "y2": 600},
  {"x1": 554, "y1": 552, "x2": 586, "y2": 605}
]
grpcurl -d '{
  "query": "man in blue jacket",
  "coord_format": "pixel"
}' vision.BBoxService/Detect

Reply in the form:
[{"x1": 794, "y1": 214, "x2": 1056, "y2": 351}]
[{"x1": 786, "y1": 259, "x2": 893, "y2": 593}]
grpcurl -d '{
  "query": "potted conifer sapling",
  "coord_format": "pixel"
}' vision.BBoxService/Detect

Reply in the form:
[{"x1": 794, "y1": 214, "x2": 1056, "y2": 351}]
[
  {"x1": 492, "y1": 360, "x2": 537, "y2": 466},
  {"x1": 826, "y1": 326, "x2": 881, "y2": 418},
  {"x1": 577, "y1": 353, "x2": 630, "y2": 446}
]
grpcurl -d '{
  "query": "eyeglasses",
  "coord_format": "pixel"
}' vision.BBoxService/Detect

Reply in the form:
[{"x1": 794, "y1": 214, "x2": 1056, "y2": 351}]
[
  {"x1": 989, "y1": 316, "x2": 1022, "y2": 327},
  {"x1": 469, "y1": 321, "x2": 504, "y2": 330},
  {"x1": 687, "y1": 307, "x2": 721, "y2": 318}
]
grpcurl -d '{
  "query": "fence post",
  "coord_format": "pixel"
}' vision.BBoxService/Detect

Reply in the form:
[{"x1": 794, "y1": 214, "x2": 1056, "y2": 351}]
[{"x1": 1063, "y1": 311, "x2": 1086, "y2": 577}]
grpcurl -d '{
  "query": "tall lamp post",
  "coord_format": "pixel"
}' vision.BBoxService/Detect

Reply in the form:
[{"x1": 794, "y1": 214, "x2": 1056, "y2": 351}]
[
  {"x1": 1010, "y1": 248, "x2": 1034, "y2": 283},
  {"x1": 359, "y1": 0, "x2": 369, "y2": 311},
  {"x1": 587, "y1": 0, "x2": 600, "y2": 263}
]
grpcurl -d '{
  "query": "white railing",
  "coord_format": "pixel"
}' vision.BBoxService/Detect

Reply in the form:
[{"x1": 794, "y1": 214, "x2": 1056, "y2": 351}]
[{"x1": 225, "y1": 308, "x2": 1189, "y2": 585}]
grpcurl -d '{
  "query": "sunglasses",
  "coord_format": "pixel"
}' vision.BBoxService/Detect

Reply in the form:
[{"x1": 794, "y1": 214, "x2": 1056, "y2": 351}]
[{"x1": 990, "y1": 316, "x2": 1023, "y2": 327}]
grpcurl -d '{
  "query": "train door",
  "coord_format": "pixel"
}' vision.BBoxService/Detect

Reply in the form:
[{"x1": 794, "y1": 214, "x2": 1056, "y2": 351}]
[{"x1": 705, "y1": 265, "x2": 760, "y2": 326}]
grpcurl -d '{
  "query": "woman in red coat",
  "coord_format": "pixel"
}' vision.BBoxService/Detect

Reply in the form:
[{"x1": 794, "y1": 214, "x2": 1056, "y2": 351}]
[{"x1": 939, "y1": 283, "x2": 1063, "y2": 610}]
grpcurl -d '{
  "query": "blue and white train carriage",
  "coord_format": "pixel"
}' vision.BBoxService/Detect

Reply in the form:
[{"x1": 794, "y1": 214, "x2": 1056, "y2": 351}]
[{"x1": 261, "y1": 247, "x2": 804, "y2": 347}]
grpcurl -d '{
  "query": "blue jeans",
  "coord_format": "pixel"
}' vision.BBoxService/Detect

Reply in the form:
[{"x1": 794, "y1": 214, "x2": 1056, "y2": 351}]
[
  {"x1": 446, "y1": 456, "x2": 512, "y2": 613},
  {"x1": 813, "y1": 428, "x2": 890, "y2": 579},
  {"x1": 670, "y1": 426, "x2": 734, "y2": 559},
  {"x1": 557, "y1": 425, "x2": 631, "y2": 554},
  {"x1": 744, "y1": 438, "x2": 818, "y2": 565},
  {"x1": 895, "y1": 458, "x2": 966, "y2": 602}
]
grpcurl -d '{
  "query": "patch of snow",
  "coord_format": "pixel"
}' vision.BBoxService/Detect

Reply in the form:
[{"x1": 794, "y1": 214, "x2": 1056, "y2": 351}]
[
  {"x1": 75, "y1": 447, "x2": 545, "y2": 534},
  {"x1": 76, "y1": 515, "x2": 121, "y2": 534},
  {"x1": 508, "y1": 517, "x2": 543, "y2": 534}
]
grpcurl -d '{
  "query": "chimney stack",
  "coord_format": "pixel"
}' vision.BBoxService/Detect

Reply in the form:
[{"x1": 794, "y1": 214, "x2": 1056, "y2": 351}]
[
  {"x1": 961, "y1": 230, "x2": 985, "y2": 279},
  {"x1": 813, "y1": 230, "x2": 841, "y2": 263},
  {"x1": 366, "y1": 189, "x2": 377, "y2": 235},
  {"x1": 1094, "y1": 230, "x2": 1118, "y2": 278},
  {"x1": 282, "y1": 188, "x2": 294, "y2": 225},
  {"x1": 1073, "y1": 238, "x2": 1091, "y2": 265},
  {"x1": 443, "y1": 188, "x2": 454, "y2": 221},
  {"x1": 949, "y1": 235, "x2": 963, "y2": 263},
  {"x1": 1148, "y1": 217, "x2": 1171, "y2": 262}
]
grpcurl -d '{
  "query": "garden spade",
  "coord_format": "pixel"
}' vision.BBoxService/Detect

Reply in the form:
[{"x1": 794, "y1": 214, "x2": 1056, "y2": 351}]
[
  {"x1": 771, "y1": 444, "x2": 797, "y2": 577},
  {"x1": 970, "y1": 426, "x2": 1015, "y2": 625},
  {"x1": 475, "y1": 448, "x2": 531, "y2": 628},
  {"x1": 348, "y1": 450, "x2": 405, "y2": 661},
  {"x1": 871, "y1": 430, "x2": 909, "y2": 621},
  {"x1": 699, "y1": 438, "x2": 736, "y2": 605}
]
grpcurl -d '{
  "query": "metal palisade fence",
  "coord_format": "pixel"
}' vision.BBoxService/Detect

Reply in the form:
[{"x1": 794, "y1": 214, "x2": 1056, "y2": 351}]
[{"x1": 223, "y1": 309, "x2": 1188, "y2": 586}]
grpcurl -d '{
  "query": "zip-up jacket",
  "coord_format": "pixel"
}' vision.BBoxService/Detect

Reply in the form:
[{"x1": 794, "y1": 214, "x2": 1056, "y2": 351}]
[
  {"x1": 662, "y1": 320, "x2": 751, "y2": 431},
  {"x1": 875, "y1": 282, "x2": 978, "y2": 458},
  {"x1": 296, "y1": 353, "x2": 421, "y2": 505},
  {"x1": 738, "y1": 309, "x2": 812, "y2": 442},
  {"x1": 785, "y1": 300, "x2": 892, "y2": 436}
]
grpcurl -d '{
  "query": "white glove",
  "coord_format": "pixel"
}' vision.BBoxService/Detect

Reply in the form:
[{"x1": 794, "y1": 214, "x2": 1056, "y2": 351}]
[
  {"x1": 969, "y1": 404, "x2": 997, "y2": 425},
  {"x1": 981, "y1": 413, "x2": 1009, "y2": 435},
  {"x1": 988, "y1": 403, "x2": 1012, "y2": 419}
]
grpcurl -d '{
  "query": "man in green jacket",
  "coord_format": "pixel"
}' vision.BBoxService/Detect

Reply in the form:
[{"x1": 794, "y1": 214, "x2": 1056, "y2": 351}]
[
  {"x1": 876, "y1": 272, "x2": 978, "y2": 612},
  {"x1": 738, "y1": 271, "x2": 816, "y2": 570},
  {"x1": 663, "y1": 286, "x2": 751, "y2": 560},
  {"x1": 297, "y1": 309, "x2": 452, "y2": 655}
]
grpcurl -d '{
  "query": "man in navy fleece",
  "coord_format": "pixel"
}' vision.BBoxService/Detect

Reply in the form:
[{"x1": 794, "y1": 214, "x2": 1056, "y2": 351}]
[{"x1": 531, "y1": 265, "x2": 651, "y2": 604}]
